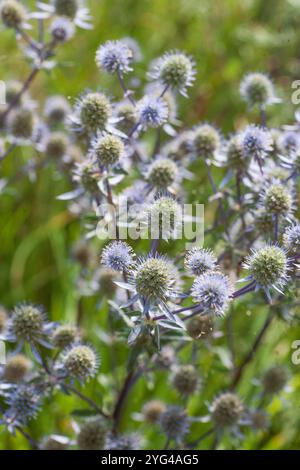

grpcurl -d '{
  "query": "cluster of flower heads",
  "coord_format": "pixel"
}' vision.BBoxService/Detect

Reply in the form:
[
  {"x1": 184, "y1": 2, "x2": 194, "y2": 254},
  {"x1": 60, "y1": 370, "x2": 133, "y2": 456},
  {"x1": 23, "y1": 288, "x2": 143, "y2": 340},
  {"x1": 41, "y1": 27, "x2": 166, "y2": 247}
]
[{"x1": 0, "y1": 7, "x2": 299, "y2": 450}]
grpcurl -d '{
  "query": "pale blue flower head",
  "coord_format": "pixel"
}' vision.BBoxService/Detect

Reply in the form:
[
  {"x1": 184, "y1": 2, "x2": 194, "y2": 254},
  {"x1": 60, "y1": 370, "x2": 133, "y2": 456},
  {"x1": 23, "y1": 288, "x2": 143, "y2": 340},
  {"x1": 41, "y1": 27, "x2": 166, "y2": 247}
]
[
  {"x1": 96, "y1": 40, "x2": 133, "y2": 75},
  {"x1": 240, "y1": 125, "x2": 272, "y2": 161},
  {"x1": 136, "y1": 95, "x2": 169, "y2": 129},
  {"x1": 101, "y1": 241, "x2": 135, "y2": 272},
  {"x1": 191, "y1": 272, "x2": 232, "y2": 316}
]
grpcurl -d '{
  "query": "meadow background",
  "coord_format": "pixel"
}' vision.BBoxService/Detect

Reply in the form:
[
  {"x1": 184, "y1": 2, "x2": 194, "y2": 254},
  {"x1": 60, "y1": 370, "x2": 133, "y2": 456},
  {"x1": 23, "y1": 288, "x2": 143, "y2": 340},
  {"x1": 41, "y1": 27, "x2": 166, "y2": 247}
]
[{"x1": 0, "y1": 0, "x2": 300, "y2": 449}]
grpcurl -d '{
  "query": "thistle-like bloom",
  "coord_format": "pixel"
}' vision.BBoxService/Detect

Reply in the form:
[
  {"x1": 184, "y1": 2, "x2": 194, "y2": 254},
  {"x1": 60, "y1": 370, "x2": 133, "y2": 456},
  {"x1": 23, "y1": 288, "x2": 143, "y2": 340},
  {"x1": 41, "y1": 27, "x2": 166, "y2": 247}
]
[
  {"x1": 7, "y1": 107, "x2": 35, "y2": 142},
  {"x1": 260, "y1": 180, "x2": 294, "y2": 219},
  {"x1": 240, "y1": 125, "x2": 272, "y2": 167},
  {"x1": 96, "y1": 40, "x2": 133, "y2": 75},
  {"x1": 49, "y1": 16, "x2": 75, "y2": 43},
  {"x1": 142, "y1": 400, "x2": 166, "y2": 424},
  {"x1": 106, "y1": 433, "x2": 140, "y2": 450},
  {"x1": 61, "y1": 344, "x2": 99, "y2": 382},
  {"x1": 77, "y1": 417, "x2": 107, "y2": 450},
  {"x1": 160, "y1": 406, "x2": 189, "y2": 442},
  {"x1": 37, "y1": 0, "x2": 93, "y2": 30},
  {"x1": 0, "y1": 0, "x2": 26, "y2": 29},
  {"x1": 172, "y1": 365, "x2": 199, "y2": 396},
  {"x1": 278, "y1": 131, "x2": 300, "y2": 155},
  {"x1": 145, "y1": 157, "x2": 179, "y2": 190},
  {"x1": 52, "y1": 324, "x2": 80, "y2": 349},
  {"x1": 146, "y1": 194, "x2": 183, "y2": 240},
  {"x1": 44, "y1": 132, "x2": 69, "y2": 159},
  {"x1": 186, "y1": 314, "x2": 213, "y2": 340},
  {"x1": 243, "y1": 245, "x2": 290, "y2": 297},
  {"x1": 184, "y1": 247, "x2": 217, "y2": 276},
  {"x1": 44, "y1": 95, "x2": 71, "y2": 125},
  {"x1": 283, "y1": 224, "x2": 300, "y2": 253},
  {"x1": 2, "y1": 304, "x2": 54, "y2": 350},
  {"x1": 89, "y1": 132, "x2": 125, "y2": 168},
  {"x1": 240, "y1": 72, "x2": 279, "y2": 108},
  {"x1": 150, "y1": 51, "x2": 196, "y2": 97},
  {"x1": 3, "y1": 354, "x2": 32, "y2": 383},
  {"x1": 4, "y1": 385, "x2": 42, "y2": 427},
  {"x1": 191, "y1": 272, "x2": 232, "y2": 317},
  {"x1": 101, "y1": 241, "x2": 135, "y2": 272},
  {"x1": 225, "y1": 134, "x2": 248, "y2": 171},
  {"x1": 71, "y1": 91, "x2": 114, "y2": 134},
  {"x1": 190, "y1": 124, "x2": 221, "y2": 159},
  {"x1": 136, "y1": 95, "x2": 169, "y2": 129},
  {"x1": 210, "y1": 392, "x2": 244, "y2": 429},
  {"x1": 262, "y1": 366, "x2": 287, "y2": 395}
]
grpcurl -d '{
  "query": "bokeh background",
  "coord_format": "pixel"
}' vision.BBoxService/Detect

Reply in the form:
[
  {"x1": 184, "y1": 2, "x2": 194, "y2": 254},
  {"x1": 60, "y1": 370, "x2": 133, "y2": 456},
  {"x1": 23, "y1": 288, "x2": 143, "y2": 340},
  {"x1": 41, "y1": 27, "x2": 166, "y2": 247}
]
[{"x1": 1, "y1": 0, "x2": 300, "y2": 449}]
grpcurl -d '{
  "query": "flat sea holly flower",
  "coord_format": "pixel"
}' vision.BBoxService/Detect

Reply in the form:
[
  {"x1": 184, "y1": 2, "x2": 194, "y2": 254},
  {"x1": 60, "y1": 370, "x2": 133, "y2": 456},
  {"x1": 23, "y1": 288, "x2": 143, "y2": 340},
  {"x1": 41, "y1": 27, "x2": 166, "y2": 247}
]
[
  {"x1": 160, "y1": 406, "x2": 190, "y2": 443},
  {"x1": 44, "y1": 95, "x2": 71, "y2": 126},
  {"x1": 37, "y1": 0, "x2": 92, "y2": 29},
  {"x1": 101, "y1": 241, "x2": 135, "y2": 273},
  {"x1": 136, "y1": 95, "x2": 169, "y2": 130},
  {"x1": 239, "y1": 124, "x2": 273, "y2": 171},
  {"x1": 242, "y1": 244, "x2": 291, "y2": 298},
  {"x1": 59, "y1": 343, "x2": 99, "y2": 382},
  {"x1": 149, "y1": 50, "x2": 196, "y2": 97},
  {"x1": 278, "y1": 131, "x2": 300, "y2": 156},
  {"x1": 208, "y1": 392, "x2": 247, "y2": 440},
  {"x1": 283, "y1": 224, "x2": 300, "y2": 254},
  {"x1": 89, "y1": 132, "x2": 125, "y2": 169},
  {"x1": 144, "y1": 157, "x2": 185, "y2": 194},
  {"x1": 259, "y1": 179, "x2": 295, "y2": 221},
  {"x1": 49, "y1": 16, "x2": 75, "y2": 43},
  {"x1": 96, "y1": 40, "x2": 133, "y2": 75},
  {"x1": 184, "y1": 247, "x2": 217, "y2": 276},
  {"x1": 3, "y1": 384, "x2": 43, "y2": 429},
  {"x1": 240, "y1": 72, "x2": 280, "y2": 109},
  {"x1": 191, "y1": 271, "x2": 233, "y2": 317},
  {"x1": 0, "y1": 0, "x2": 34, "y2": 30},
  {"x1": 189, "y1": 123, "x2": 222, "y2": 161}
]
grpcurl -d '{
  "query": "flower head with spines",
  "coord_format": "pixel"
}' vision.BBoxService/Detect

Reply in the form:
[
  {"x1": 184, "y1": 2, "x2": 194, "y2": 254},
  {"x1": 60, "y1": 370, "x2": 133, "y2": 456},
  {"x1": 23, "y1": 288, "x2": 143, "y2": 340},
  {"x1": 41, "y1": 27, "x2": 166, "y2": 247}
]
[
  {"x1": 149, "y1": 50, "x2": 196, "y2": 97},
  {"x1": 96, "y1": 40, "x2": 133, "y2": 75},
  {"x1": 4, "y1": 384, "x2": 42, "y2": 428},
  {"x1": 240, "y1": 72, "x2": 279, "y2": 108},
  {"x1": 210, "y1": 392, "x2": 244, "y2": 430},
  {"x1": 77, "y1": 417, "x2": 107, "y2": 450},
  {"x1": 259, "y1": 179, "x2": 294, "y2": 220},
  {"x1": 50, "y1": 16, "x2": 75, "y2": 43},
  {"x1": 89, "y1": 132, "x2": 125, "y2": 168},
  {"x1": 283, "y1": 224, "x2": 300, "y2": 254},
  {"x1": 184, "y1": 247, "x2": 217, "y2": 276},
  {"x1": 101, "y1": 241, "x2": 135, "y2": 273},
  {"x1": 160, "y1": 406, "x2": 189, "y2": 443},
  {"x1": 60, "y1": 343, "x2": 99, "y2": 382},
  {"x1": 190, "y1": 123, "x2": 221, "y2": 160},
  {"x1": 136, "y1": 95, "x2": 169, "y2": 129},
  {"x1": 240, "y1": 125, "x2": 272, "y2": 168},
  {"x1": 37, "y1": 0, "x2": 93, "y2": 30},
  {"x1": 191, "y1": 272, "x2": 233, "y2": 317},
  {"x1": 71, "y1": 91, "x2": 117, "y2": 135}
]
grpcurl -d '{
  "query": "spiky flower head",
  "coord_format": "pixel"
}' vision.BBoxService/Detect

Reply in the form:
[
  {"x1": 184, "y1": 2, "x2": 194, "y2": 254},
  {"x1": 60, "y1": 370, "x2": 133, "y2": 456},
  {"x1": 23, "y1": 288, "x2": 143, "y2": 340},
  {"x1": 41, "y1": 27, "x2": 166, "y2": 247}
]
[
  {"x1": 147, "y1": 195, "x2": 182, "y2": 240},
  {"x1": 0, "y1": 306, "x2": 7, "y2": 333},
  {"x1": 76, "y1": 92, "x2": 112, "y2": 133},
  {"x1": 253, "y1": 208, "x2": 274, "y2": 234},
  {"x1": 240, "y1": 125, "x2": 272, "y2": 161},
  {"x1": 278, "y1": 131, "x2": 300, "y2": 155},
  {"x1": 211, "y1": 392, "x2": 244, "y2": 429},
  {"x1": 8, "y1": 107, "x2": 34, "y2": 140},
  {"x1": 153, "y1": 346, "x2": 175, "y2": 368},
  {"x1": 4, "y1": 354, "x2": 31, "y2": 383},
  {"x1": 261, "y1": 181, "x2": 293, "y2": 217},
  {"x1": 225, "y1": 135, "x2": 248, "y2": 170},
  {"x1": 62, "y1": 344, "x2": 98, "y2": 381},
  {"x1": 243, "y1": 245, "x2": 289, "y2": 293},
  {"x1": 97, "y1": 268, "x2": 118, "y2": 297},
  {"x1": 283, "y1": 224, "x2": 300, "y2": 253},
  {"x1": 137, "y1": 95, "x2": 168, "y2": 129},
  {"x1": 96, "y1": 40, "x2": 133, "y2": 75},
  {"x1": 11, "y1": 304, "x2": 45, "y2": 343},
  {"x1": 73, "y1": 160, "x2": 99, "y2": 194},
  {"x1": 184, "y1": 247, "x2": 217, "y2": 276},
  {"x1": 191, "y1": 124, "x2": 221, "y2": 158},
  {"x1": 77, "y1": 417, "x2": 107, "y2": 450},
  {"x1": 0, "y1": 0, "x2": 26, "y2": 28},
  {"x1": 115, "y1": 102, "x2": 136, "y2": 134},
  {"x1": 142, "y1": 400, "x2": 166, "y2": 423},
  {"x1": 90, "y1": 132, "x2": 124, "y2": 167},
  {"x1": 6, "y1": 385, "x2": 42, "y2": 425},
  {"x1": 101, "y1": 241, "x2": 134, "y2": 272},
  {"x1": 191, "y1": 272, "x2": 232, "y2": 317},
  {"x1": 172, "y1": 365, "x2": 199, "y2": 396},
  {"x1": 240, "y1": 73, "x2": 277, "y2": 108},
  {"x1": 45, "y1": 132, "x2": 68, "y2": 159},
  {"x1": 107, "y1": 433, "x2": 140, "y2": 450},
  {"x1": 186, "y1": 314, "x2": 213, "y2": 340},
  {"x1": 146, "y1": 157, "x2": 178, "y2": 189},
  {"x1": 262, "y1": 366, "x2": 287, "y2": 394},
  {"x1": 52, "y1": 324, "x2": 79, "y2": 349},
  {"x1": 5, "y1": 80, "x2": 24, "y2": 105},
  {"x1": 133, "y1": 255, "x2": 177, "y2": 301},
  {"x1": 40, "y1": 435, "x2": 70, "y2": 450},
  {"x1": 160, "y1": 406, "x2": 189, "y2": 441},
  {"x1": 53, "y1": 0, "x2": 78, "y2": 18},
  {"x1": 50, "y1": 16, "x2": 75, "y2": 42},
  {"x1": 150, "y1": 51, "x2": 195, "y2": 97},
  {"x1": 44, "y1": 96, "x2": 71, "y2": 125}
]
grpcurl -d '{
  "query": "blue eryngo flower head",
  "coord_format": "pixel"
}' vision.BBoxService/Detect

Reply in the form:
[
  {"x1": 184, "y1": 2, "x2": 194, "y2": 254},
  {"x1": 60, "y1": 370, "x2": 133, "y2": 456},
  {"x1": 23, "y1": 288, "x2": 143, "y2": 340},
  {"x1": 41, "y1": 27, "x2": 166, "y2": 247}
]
[
  {"x1": 106, "y1": 433, "x2": 140, "y2": 450},
  {"x1": 77, "y1": 417, "x2": 107, "y2": 450},
  {"x1": 240, "y1": 73, "x2": 279, "y2": 108},
  {"x1": 101, "y1": 241, "x2": 135, "y2": 272},
  {"x1": 184, "y1": 247, "x2": 217, "y2": 276},
  {"x1": 186, "y1": 314, "x2": 213, "y2": 340},
  {"x1": 260, "y1": 180, "x2": 294, "y2": 218},
  {"x1": 240, "y1": 125, "x2": 272, "y2": 168},
  {"x1": 142, "y1": 400, "x2": 166, "y2": 424},
  {"x1": 6, "y1": 304, "x2": 53, "y2": 348},
  {"x1": 172, "y1": 365, "x2": 199, "y2": 396},
  {"x1": 61, "y1": 344, "x2": 99, "y2": 381},
  {"x1": 243, "y1": 245, "x2": 289, "y2": 296},
  {"x1": 160, "y1": 406, "x2": 189, "y2": 442},
  {"x1": 96, "y1": 40, "x2": 133, "y2": 75},
  {"x1": 190, "y1": 124, "x2": 221, "y2": 159},
  {"x1": 44, "y1": 95, "x2": 71, "y2": 126},
  {"x1": 191, "y1": 272, "x2": 233, "y2": 317},
  {"x1": 44, "y1": 132, "x2": 69, "y2": 159},
  {"x1": 72, "y1": 92, "x2": 112, "y2": 134},
  {"x1": 5, "y1": 385, "x2": 42, "y2": 426},
  {"x1": 89, "y1": 132, "x2": 124, "y2": 168},
  {"x1": 225, "y1": 135, "x2": 249, "y2": 171},
  {"x1": 147, "y1": 194, "x2": 183, "y2": 240},
  {"x1": 150, "y1": 51, "x2": 196, "y2": 97},
  {"x1": 37, "y1": 0, "x2": 92, "y2": 30},
  {"x1": 136, "y1": 95, "x2": 169, "y2": 129},
  {"x1": 50, "y1": 16, "x2": 75, "y2": 42},
  {"x1": 210, "y1": 392, "x2": 244, "y2": 429},
  {"x1": 115, "y1": 101, "x2": 137, "y2": 134},
  {"x1": 278, "y1": 131, "x2": 300, "y2": 156},
  {"x1": 262, "y1": 366, "x2": 287, "y2": 395},
  {"x1": 0, "y1": 0, "x2": 26, "y2": 29},
  {"x1": 3, "y1": 354, "x2": 32, "y2": 383},
  {"x1": 145, "y1": 157, "x2": 179, "y2": 190},
  {"x1": 283, "y1": 224, "x2": 300, "y2": 254},
  {"x1": 73, "y1": 159, "x2": 100, "y2": 195},
  {"x1": 52, "y1": 324, "x2": 80, "y2": 349},
  {"x1": 8, "y1": 107, "x2": 35, "y2": 142}
]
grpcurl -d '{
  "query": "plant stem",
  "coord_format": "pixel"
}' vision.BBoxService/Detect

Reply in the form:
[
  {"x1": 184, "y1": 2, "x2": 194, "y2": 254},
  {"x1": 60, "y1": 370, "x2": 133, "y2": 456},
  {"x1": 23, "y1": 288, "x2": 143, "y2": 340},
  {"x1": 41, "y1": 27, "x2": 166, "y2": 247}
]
[{"x1": 64, "y1": 383, "x2": 109, "y2": 418}]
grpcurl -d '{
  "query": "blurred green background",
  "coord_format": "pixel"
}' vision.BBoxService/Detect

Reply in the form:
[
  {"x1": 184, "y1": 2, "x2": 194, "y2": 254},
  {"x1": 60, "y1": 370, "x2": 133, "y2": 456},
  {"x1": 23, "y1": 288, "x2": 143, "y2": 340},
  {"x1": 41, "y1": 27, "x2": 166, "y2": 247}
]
[{"x1": 1, "y1": 0, "x2": 300, "y2": 450}]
